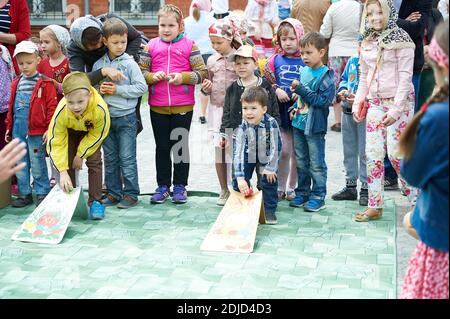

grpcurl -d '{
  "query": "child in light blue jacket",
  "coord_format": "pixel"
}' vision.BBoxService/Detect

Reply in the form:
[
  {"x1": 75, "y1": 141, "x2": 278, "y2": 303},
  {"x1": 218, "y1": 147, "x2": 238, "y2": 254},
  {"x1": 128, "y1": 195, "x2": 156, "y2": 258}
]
[{"x1": 92, "y1": 17, "x2": 147, "y2": 209}]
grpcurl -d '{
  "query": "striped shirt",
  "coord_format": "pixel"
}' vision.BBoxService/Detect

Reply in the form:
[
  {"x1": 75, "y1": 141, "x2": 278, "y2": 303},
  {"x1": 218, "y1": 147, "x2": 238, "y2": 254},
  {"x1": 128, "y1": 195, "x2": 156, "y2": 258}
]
[
  {"x1": 233, "y1": 113, "x2": 282, "y2": 177},
  {"x1": 17, "y1": 73, "x2": 41, "y2": 94},
  {"x1": 0, "y1": 2, "x2": 11, "y2": 34}
]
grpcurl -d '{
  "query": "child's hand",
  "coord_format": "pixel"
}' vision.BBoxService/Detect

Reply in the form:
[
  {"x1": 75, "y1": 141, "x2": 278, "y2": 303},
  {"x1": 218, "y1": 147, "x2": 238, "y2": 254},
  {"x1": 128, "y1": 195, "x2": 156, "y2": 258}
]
[
  {"x1": 100, "y1": 82, "x2": 117, "y2": 95},
  {"x1": 237, "y1": 178, "x2": 250, "y2": 195},
  {"x1": 290, "y1": 80, "x2": 300, "y2": 92},
  {"x1": 353, "y1": 112, "x2": 364, "y2": 123},
  {"x1": 276, "y1": 88, "x2": 290, "y2": 103},
  {"x1": 59, "y1": 171, "x2": 73, "y2": 193},
  {"x1": 167, "y1": 73, "x2": 183, "y2": 85},
  {"x1": 337, "y1": 90, "x2": 348, "y2": 101},
  {"x1": 381, "y1": 113, "x2": 396, "y2": 127},
  {"x1": 152, "y1": 71, "x2": 166, "y2": 83},
  {"x1": 289, "y1": 109, "x2": 296, "y2": 120},
  {"x1": 42, "y1": 130, "x2": 48, "y2": 144},
  {"x1": 202, "y1": 79, "x2": 212, "y2": 93},
  {"x1": 219, "y1": 136, "x2": 228, "y2": 149},
  {"x1": 4, "y1": 130, "x2": 11, "y2": 143},
  {"x1": 102, "y1": 67, "x2": 127, "y2": 81},
  {"x1": 72, "y1": 156, "x2": 83, "y2": 170},
  {"x1": 262, "y1": 170, "x2": 277, "y2": 184},
  {"x1": 346, "y1": 93, "x2": 355, "y2": 105}
]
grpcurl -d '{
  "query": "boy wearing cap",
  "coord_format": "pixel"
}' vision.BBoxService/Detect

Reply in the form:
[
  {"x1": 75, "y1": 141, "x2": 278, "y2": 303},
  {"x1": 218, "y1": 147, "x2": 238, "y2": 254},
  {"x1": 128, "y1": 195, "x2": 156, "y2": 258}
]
[
  {"x1": 220, "y1": 45, "x2": 280, "y2": 146},
  {"x1": 47, "y1": 71, "x2": 110, "y2": 220},
  {"x1": 5, "y1": 40, "x2": 58, "y2": 207}
]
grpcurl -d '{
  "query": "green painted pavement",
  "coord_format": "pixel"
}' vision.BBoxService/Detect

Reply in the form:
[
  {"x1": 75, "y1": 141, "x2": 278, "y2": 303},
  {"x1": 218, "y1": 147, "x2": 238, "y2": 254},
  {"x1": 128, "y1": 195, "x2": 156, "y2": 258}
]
[{"x1": 0, "y1": 196, "x2": 396, "y2": 299}]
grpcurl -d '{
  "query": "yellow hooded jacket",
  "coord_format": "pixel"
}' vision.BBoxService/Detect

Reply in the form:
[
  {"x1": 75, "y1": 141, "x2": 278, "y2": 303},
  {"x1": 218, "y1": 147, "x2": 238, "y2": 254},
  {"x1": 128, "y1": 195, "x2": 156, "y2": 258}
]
[{"x1": 47, "y1": 87, "x2": 110, "y2": 172}]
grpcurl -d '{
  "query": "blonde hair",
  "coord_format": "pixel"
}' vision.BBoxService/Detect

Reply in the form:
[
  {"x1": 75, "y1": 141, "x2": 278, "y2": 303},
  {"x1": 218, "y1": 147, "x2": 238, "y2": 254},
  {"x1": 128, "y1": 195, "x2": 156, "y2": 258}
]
[{"x1": 158, "y1": 4, "x2": 184, "y2": 27}]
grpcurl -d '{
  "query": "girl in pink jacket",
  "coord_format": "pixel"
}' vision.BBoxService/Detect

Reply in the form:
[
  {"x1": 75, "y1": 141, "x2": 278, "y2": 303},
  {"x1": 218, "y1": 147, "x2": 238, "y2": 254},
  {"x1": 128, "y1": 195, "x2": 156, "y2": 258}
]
[
  {"x1": 353, "y1": 0, "x2": 416, "y2": 222},
  {"x1": 139, "y1": 4, "x2": 208, "y2": 204}
]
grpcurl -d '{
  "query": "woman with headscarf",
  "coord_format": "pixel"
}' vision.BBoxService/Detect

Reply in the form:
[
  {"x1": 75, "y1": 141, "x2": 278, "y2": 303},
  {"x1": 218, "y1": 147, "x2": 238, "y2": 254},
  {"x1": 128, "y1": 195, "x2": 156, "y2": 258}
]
[{"x1": 353, "y1": 0, "x2": 417, "y2": 222}]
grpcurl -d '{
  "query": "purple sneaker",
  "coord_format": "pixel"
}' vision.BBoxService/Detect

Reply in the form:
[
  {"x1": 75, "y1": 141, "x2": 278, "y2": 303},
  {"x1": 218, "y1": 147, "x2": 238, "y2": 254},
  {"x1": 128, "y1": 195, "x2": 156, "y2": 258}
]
[
  {"x1": 172, "y1": 184, "x2": 187, "y2": 204},
  {"x1": 151, "y1": 185, "x2": 170, "y2": 204}
]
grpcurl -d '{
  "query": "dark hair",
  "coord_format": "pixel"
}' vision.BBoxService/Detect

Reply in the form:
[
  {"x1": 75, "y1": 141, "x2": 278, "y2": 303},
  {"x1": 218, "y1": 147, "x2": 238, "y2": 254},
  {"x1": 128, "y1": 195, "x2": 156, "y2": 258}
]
[
  {"x1": 102, "y1": 17, "x2": 128, "y2": 39},
  {"x1": 399, "y1": 21, "x2": 449, "y2": 160},
  {"x1": 81, "y1": 27, "x2": 102, "y2": 48},
  {"x1": 300, "y1": 32, "x2": 328, "y2": 50},
  {"x1": 241, "y1": 86, "x2": 268, "y2": 107}
]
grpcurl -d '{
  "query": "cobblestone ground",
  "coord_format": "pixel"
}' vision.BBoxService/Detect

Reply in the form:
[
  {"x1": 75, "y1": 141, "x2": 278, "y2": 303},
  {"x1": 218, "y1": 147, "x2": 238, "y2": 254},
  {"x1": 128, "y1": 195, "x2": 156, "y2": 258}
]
[{"x1": 0, "y1": 93, "x2": 417, "y2": 298}]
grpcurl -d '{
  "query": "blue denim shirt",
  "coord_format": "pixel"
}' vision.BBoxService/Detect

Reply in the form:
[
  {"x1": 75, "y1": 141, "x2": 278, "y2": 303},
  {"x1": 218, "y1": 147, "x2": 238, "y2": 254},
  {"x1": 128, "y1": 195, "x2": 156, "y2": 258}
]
[
  {"x1": 290, "y1": 66, "x2": 335, "y2": 136},
  {"x1": 233, "y1": 114, "x2": 282, "y2": 177}
]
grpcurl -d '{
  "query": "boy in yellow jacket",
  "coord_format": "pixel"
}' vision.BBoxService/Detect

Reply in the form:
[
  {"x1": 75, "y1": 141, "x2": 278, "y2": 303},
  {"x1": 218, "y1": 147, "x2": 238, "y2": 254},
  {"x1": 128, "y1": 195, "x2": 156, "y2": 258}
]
[{"x1": 47, "y1": 72, "x2": 110, "y2": 220}]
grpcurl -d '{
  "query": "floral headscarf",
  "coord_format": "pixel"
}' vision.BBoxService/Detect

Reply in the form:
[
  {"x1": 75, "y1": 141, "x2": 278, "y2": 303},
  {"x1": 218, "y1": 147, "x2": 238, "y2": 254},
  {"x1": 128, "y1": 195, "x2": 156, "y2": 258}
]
[
  {"x1": 276, "y1": 18, "x2": 305, "y2": 57},
  {"x1": 208, "y1": 17, "x2": 243, "y2": 49},
  {"x1": 360, "y1": 0, "x2": 414, "y2": 51},
  {"x1": 229, "y1": 11, "x2": 249, "y2": 34}
]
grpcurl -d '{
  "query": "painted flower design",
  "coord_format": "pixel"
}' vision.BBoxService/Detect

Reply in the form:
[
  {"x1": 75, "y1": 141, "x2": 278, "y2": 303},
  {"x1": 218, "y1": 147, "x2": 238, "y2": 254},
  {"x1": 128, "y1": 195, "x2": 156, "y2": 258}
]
[
  {"x1": 84, "y1": 120, "x2": 94, "y2": 131},
  {"x1": 37, "y1": 213, "x2": 59, "y2": 228}
]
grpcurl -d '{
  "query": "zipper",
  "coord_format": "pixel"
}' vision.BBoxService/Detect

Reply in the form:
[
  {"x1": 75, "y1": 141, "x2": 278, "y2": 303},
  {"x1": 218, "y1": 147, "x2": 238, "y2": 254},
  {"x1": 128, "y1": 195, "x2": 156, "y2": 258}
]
[{"x1": 167, "y1": 41, "x2": 172, "y2": 106}]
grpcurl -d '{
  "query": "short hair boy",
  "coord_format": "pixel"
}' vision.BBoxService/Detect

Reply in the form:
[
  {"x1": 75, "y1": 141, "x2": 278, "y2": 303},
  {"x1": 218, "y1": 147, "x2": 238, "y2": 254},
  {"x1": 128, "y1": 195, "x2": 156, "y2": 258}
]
[
  {"x1": 92, "y1": 17, "x2": 147, "y2": 209},
  {"x1": 47, "y1": 71, "x2": 111, "y2": 220},
  {"x1": 232, "y1": 86, "x2": 282, "y2": 224},
  {"x1": 288, "y1": 31, "x2": 336, "y2": 212}
]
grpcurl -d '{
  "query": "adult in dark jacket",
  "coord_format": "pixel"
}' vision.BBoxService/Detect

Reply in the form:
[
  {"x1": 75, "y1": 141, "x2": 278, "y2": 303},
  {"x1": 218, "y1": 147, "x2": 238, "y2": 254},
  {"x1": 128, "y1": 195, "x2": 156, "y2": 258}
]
[
  {"x1": 67, "y1": 13, "x2": 146, "y2": 133},
  {"x1": 397, "y1": 0, "x2": 433, "y2": 112}
]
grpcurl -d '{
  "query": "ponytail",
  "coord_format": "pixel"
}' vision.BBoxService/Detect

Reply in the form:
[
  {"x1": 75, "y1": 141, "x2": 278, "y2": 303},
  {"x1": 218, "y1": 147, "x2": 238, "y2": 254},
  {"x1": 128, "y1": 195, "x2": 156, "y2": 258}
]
[
  {"x1": 193, "y1": 6, "x2": 201, "y2": 21},
  {"x1": 399, "y1": 83, "x2": 449, "y2": 160}
]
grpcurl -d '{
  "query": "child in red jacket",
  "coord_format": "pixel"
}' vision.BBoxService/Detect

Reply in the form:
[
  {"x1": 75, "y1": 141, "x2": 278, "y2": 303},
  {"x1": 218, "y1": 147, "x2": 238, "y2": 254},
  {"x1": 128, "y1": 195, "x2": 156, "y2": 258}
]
[{"x1": 4, "y1": 41, "x2": 58, "y2": 207}]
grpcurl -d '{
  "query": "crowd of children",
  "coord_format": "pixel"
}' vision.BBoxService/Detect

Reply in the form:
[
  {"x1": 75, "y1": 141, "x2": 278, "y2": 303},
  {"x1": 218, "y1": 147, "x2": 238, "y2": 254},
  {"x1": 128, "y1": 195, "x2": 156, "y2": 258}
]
[{"x1": 0, "y1": 0, "x2": 448, "y2": 299}]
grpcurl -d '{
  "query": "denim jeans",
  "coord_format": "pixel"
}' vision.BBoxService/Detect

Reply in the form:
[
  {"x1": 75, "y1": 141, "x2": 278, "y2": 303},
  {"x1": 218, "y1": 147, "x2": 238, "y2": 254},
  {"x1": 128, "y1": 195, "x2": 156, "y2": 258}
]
[
  {"x1": 342, "y1": 112, "x2": 367, "y2": 186},
  {"x1": 412, "y1": 73, "x2": 421, "y2": 113},
  {"x1": 12, "y1": 91, "x2": 50, "y2": 196},
  {"x1": 102, "y1": 113, "x2": 139, "y2": 200},
  {"x1": 232, "y1": 161, "x2": 278, "y2": 214},
  {"x1": 293, "y1": 128, "x2": 327, "y2": 201}
]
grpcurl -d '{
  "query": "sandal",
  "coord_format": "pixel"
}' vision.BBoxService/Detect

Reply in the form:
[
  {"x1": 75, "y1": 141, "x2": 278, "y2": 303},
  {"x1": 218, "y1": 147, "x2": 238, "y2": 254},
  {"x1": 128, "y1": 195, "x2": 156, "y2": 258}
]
[{"x1": 354, "y1": 208, "x2": 383, "y2": 222}]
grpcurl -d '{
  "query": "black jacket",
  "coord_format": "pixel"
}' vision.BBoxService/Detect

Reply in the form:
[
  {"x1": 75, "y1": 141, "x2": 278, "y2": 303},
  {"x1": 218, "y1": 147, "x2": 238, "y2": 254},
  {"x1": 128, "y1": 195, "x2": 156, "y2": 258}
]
[
  {"x1": 397, "y1": 0, "x2": 433, "y2": 74},
  {"x1": 220, "y1": 77, "x2": 281, "y2": 135}
]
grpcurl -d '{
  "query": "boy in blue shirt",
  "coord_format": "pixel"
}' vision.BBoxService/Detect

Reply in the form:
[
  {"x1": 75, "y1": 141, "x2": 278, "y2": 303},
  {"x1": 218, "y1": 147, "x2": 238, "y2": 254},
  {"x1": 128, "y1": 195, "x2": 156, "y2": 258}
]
[{"x1": 288, "y1": 32, "x2": 335, "y2": 212}]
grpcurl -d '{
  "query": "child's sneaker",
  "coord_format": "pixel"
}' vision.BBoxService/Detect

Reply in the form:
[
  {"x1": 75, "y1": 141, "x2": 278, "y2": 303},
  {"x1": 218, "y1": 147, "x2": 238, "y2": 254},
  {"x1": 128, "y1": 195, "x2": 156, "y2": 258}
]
[
  {"x1": 102, "y1": 194, "x2": 120, "y2": 206},
  {"x1": 217, "y1": 189, "x2": 230, "y2": 206},
  {"x1": 289, "y1": 195, "x2": 308, "y2": 207},
  {"x1": 285, "y1": 190, "x2": 296, "y2": 201},
  {"x1": 359, "y1": 188, "x2": 368, "y2": 206},
  {"x1": 150, "y1": 185, "x2": 170, "y2": 204},
  {"x1": 117, "y1": 195, "x2": 138, "y2": 209},
  {"x1": 11, "y1": 194, "x2": 33, "y2": 208},
  {"x1": 265, "y1": 212, "x2": 278, "y2": 225},
  {"x1": 172, "y1": 184, "x2": 187, "y2": 204},
  {"x1": 89, "y1": 201, "x2": 105, "y2": 220},
  {"x1": 304, "y1": 199, "x2": 326, "y2": 212}
]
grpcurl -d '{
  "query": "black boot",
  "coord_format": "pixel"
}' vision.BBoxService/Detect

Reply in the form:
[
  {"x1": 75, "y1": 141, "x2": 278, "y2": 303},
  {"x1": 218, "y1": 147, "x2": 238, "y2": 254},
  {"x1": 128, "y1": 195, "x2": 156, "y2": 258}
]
[
  {"x1": 384, "y1": 176, "x2": 399, "y2": 190},
  {"x1": 12, "y1": 194, "x2": 33, "y2": 208},
  {"x1": 359, "y1": 188, "x2": 368, "y2": 206},
  {"x1": 332, "y1": 186, "x2": 357, "y2": 201}
]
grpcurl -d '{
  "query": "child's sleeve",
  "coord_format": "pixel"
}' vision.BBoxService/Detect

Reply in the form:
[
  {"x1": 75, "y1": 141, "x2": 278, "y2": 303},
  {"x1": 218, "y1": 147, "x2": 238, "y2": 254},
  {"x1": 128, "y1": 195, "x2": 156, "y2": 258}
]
[
  {"x1": 116, "y1": 62, "x2": 147, "y2": 98},
  {"x1": 233, "y1": 127, "x2": 247, "y2": 178},
  {"x1": 353, "y1": 54, "x2": 369, "y2": 114},
  {"x1": 268, "y1": 86, "x2": 281, "y2": 126},
  {"x1": 77, "y1": 105, "x2": 110, "y2": 160},
  {"x1": 388, "y1": 48, "x2": 415, "y2": 121},
  {"x1": 138, "y1": 45, "x2": 155, "y2": 85},
  {"x1": 263, "y1": 57, "x2": 277, "y2": 86},
  {"x1": 294, "y1": 71, "x2": 336, "y2": 109},
  {"x1": 220, "y1": 85, "x2": 233, "y2": 135},
  {"x1": 263, "y1": 120, "x2": 282, "y2": 174},
  {"x1": 338, "y1": 60, "x2": 351, "y2": 93},
  {"x1": 47, "y1": 107, "x2": 69, "y2": 172},
  {"x1": 181, "y1": 43, "x2": 208, "y2": 85}
]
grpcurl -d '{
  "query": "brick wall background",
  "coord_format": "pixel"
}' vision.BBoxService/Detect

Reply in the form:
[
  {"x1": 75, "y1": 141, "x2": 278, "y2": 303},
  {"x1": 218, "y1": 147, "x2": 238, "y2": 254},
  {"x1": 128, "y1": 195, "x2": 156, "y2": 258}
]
[{"x1": 31, "y1": 0, "x2": 248, "y2": 38}]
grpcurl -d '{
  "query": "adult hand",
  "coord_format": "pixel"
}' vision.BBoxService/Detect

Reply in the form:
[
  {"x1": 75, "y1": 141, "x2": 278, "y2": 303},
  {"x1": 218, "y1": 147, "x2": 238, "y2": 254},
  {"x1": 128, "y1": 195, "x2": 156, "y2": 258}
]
[
  {"x1": 4, "y1": 129, "x2": 11, "y2": 143},
  {"x1": 262, "y1": 170, "x2": 277, "y2": 184},
  {"x1": 102, "y1": 67, "x2": 127, "y2": 81},
  {"x1": 59, "y1": 171, "x2": 73, "y2": 193},
  {"x1": 152, "y1": 71, "x2": 166, "y2": 83},
  {"x1": 72, "y1": 156, "x2": 83, "y2": 170},
  {"x1": 353, "y1": 112, "x2": 364, "y2": 123},
  {"x1": 381, "y1": 113, "x2": 396, "y2": 126},
  {"x1": 168, "y1": 73, "x2": 183, "y2": 85},
  {"x1": 405, "y1": 11, "x2": 421, "y2": 22},
  {"x1": 0, "y1": 138, "x2": 27, "y2": 183},
  {"x1": 276, "y1": 88, "x2": 291, "y2": 103},
  {"x1": 100, "y1": 82, "x2": 117, "y2": 95}
]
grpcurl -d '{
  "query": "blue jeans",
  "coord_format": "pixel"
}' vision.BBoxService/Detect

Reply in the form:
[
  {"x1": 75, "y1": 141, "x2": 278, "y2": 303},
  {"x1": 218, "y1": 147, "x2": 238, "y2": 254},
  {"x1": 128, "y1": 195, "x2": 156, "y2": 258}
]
[
  {"x1": 232, "y1": 162, "x2": 278, "y2": 214},
  {"x1": 102, "y1": 113, "x2": 139, "y2": 200},
  {"x1": 293, "y1": 128, "x2": 327, "y2": 201},
  {"x1": 12, "y1": 91, "x2": 50, "y2": 196},
  {"x1": 412, "y1": 73, "x2": 421, "y2": 113}
]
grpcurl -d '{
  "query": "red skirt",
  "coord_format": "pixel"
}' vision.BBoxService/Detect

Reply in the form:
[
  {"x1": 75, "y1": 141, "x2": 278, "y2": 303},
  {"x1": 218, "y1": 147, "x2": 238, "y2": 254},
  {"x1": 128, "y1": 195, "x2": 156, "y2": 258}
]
[{"x1": 401, "y1": 241, "x2": 449, "y2": 299}]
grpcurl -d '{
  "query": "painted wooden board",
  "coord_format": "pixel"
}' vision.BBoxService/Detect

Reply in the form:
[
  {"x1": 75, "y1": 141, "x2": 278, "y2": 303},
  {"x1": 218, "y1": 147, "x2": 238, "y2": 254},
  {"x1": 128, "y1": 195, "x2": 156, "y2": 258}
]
[
  {"x1": 201, "y1": 189, "x2": 266, "y2": 253},
  {"x1": 11, "y1": 185, "x2": 88, "y2": 244}
]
